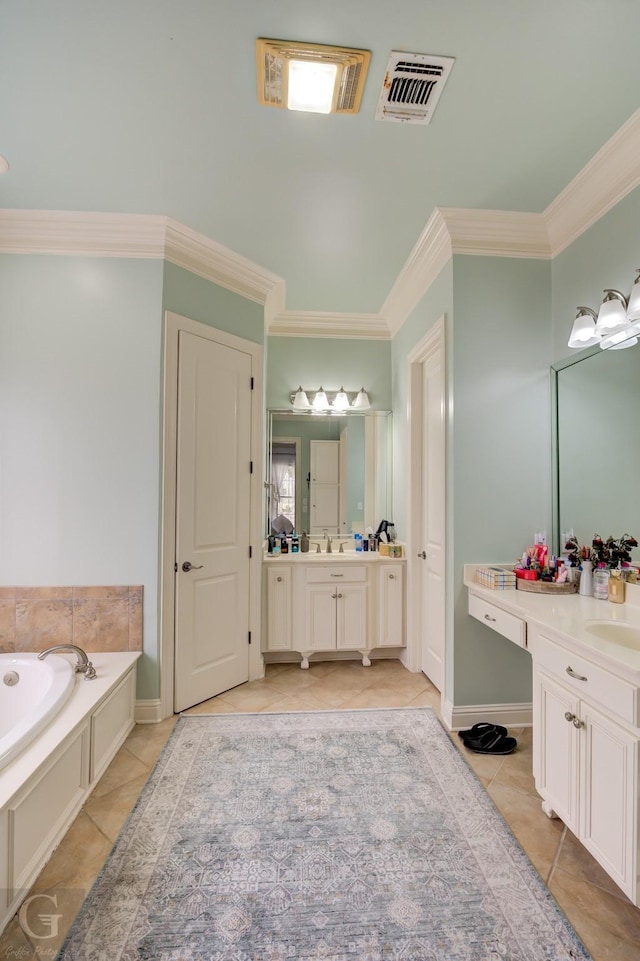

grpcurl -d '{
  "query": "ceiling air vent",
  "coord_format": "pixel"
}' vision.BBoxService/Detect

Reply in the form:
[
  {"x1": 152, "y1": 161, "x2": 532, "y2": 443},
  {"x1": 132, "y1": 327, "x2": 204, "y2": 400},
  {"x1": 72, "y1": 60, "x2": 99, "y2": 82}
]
[
  {"x1": 375, "y1": 51, "x2": 455, "y2": 124},
  {"x1": 256, "y1": 39, "x2": 371, "y2": 115}
]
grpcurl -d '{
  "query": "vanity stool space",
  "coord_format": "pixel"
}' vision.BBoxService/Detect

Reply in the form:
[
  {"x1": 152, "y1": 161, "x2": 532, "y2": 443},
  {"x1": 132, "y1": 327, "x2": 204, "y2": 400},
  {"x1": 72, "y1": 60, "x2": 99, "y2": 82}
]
[
  {"x1": 464, "y1": 565, "x2": 640, "y2": 906},
  {"x1": 264, "y1": 553, "x2": 406, "y2": 668}
]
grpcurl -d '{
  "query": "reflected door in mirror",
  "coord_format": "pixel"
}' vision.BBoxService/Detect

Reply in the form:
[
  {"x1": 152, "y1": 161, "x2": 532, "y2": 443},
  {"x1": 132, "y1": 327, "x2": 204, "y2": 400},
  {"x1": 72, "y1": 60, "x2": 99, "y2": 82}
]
[{"x1": 310, "y1": 440, "x2": 340, "y2": 534}]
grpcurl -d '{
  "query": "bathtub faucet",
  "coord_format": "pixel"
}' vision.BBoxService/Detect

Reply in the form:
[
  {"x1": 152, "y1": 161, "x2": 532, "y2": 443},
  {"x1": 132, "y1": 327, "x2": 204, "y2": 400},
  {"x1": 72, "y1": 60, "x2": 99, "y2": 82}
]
[{"x1": 38, "y1": 645, "x2": 97, "y2": 679}]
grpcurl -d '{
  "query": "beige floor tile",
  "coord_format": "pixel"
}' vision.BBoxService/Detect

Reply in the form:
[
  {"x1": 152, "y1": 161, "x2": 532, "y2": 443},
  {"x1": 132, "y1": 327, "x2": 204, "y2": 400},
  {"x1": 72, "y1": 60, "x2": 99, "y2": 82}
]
[
  {"x1": 260, "y1": 693, "x2": 338, "y2": 713},
  {"x1": 549, "y1": 866, "x2": 640, "y2": 959},
  {"x1": 84, "y1": 771, "x2": 150, "y2": 842},
  {"x1": 124, "y1": 715, "x2": 178, "y2": 767},
  {"x1": 216, "y1": 682, "x2": 292, "y2": 712},
  {"x1": 183, "y1": 697, "x2": 242, "y2": 715},
  {"x1": 487, "y1": 781, "x2": 564, "y2": 882},
  {"x1": 0, "y1": 917, "x2": 39, "y2": 960},
  {"x1": 487, "y1": 728, "x2": 538, "y2": 798},
  {"x1": 554, "y1": 827, "x2": 635, "y2": 900},
  {"x1": 29, "y1": 810, "x2": 112, "y2": 893},
  {"x1": 337, "y1": 686, "x2": 420, "y2": 708},
  {"x1": 90, "y1": 745, "x2": 149, "y2": 798}
]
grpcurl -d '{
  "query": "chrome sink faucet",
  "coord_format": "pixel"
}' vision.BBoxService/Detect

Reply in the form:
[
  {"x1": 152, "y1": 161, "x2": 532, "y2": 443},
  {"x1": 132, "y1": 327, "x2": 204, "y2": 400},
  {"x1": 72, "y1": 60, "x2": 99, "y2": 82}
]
[{"x1": 38, "y1": 644, "x2": 97, "y2": 679}]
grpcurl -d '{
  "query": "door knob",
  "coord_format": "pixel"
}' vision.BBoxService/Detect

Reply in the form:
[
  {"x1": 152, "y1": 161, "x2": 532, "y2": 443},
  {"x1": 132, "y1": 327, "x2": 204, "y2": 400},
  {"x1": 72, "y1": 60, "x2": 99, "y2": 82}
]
[
  {"x1": 182, "y1": 561, "x2": 204, "y2": 572},
  {"x1": 417, "y1": 551, "x2": 427, "y2": 559}
]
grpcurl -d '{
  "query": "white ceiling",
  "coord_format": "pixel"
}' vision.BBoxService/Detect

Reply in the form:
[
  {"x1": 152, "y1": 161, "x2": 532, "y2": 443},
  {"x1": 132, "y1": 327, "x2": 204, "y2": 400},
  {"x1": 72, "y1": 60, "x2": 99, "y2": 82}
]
[{"x1": 2, "y1": 1, "x2": 640, "y2": 317}]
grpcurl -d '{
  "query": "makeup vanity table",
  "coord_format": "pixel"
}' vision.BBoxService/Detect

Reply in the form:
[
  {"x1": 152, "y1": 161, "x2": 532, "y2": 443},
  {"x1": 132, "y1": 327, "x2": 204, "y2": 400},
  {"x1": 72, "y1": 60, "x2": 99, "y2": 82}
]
[{"x1": 465, "y1": 564, "x2": 640, "y2": 905}]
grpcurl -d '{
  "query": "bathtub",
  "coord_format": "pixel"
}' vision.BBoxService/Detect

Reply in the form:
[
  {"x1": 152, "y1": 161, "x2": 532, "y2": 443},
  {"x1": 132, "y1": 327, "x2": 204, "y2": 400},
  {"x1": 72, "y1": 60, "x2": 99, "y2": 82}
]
[
  {"x1": 0, "y1": 652, "x2": 75, "y2": 773},
  {"x1": 0, "y1": 651, "x2": 141, "y2": 936}
]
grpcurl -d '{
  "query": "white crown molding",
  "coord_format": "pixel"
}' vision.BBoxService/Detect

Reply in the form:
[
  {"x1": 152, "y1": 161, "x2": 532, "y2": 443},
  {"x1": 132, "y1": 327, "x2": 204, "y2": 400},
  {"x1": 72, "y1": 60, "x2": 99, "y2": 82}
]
[
  {"x1": 544, "y1": 108, "x2": 640, "y2": 256},
  {"x1": 441, "y1": 207, "x2": 551, "y2": 258},
  {"x1": 164, "y1": 218, "x2": 283, "y2": 305},
  {"x1": 0, "y1": 209, "x2": 285, "y2": 307},
  {"x1": 0, "y1": 209, "x2": 167, "y2": 256},
  {"x1": 382, "y1": 208, "x2": 452, "y2": 336},
  {"x1": 2, "y1": 109, "x2": 639, "y2": 337},
  {"x1": 269, "y1": 310, "x2": 390, "y2": 339}
]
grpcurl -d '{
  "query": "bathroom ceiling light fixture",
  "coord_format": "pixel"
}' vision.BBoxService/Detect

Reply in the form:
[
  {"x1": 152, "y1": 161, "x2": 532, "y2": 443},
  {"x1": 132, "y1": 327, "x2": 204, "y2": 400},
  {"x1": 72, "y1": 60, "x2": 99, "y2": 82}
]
[
  {"x1": 288, "y1": 388, "x2": 371, "y2": 412},
  {"x1": 256, "y1": 39, "x2": 371, "y2": 115},
  {"x1": 568, "y1": 271, "x2": 640, "y2": 350}
]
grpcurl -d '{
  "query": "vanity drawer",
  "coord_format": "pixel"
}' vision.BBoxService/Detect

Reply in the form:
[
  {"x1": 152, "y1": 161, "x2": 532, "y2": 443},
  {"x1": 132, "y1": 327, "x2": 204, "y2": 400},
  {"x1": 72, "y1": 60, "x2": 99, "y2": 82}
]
[
  {"x1": 305, "y1": 565, "x2": 367, "y2": 584},
  {"x1": 534, "y1": 631, "x2": 639, "y2": 727},
  {"x1": 468, "y1": 592, "x2": 526, "y2": 648}
]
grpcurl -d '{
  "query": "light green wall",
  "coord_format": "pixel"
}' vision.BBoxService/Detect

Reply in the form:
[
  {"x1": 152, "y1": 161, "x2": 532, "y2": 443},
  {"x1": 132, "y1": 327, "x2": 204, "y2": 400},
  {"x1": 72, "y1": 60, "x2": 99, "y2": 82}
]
[
  {"x1": 551, "y1": 185, "x2": 640, "y2": 363},
  {"x1": 0, "y1": 255, "x2": 164, "y2": 698},
  {"x1": 391, "y1": 262, "x2": 454, "y2": 540},
  {"x1": 266, "y1": 337, "x2": 392, "y2": 410},
  {"x1": 451, "y1": 256, "x2": 552, "y2": 705},
  {"x1": 162, "y1": 262, "x2": 264, "y2": 344},
  {"x1": 1, "y1": 255, "x2": 265, "y2": 700}
]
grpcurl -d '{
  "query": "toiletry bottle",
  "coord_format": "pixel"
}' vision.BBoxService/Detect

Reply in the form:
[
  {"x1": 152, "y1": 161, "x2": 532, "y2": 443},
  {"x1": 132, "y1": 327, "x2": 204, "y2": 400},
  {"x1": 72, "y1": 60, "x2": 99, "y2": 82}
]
[
  {"x1": 280, "y1": 533, "x2": 288, "y2": 554},
  {"x1": 272, "y1": 537, "x2": 281, "y2": 556},
  {"x1": 291, "y1": 532, "x2": 299, "y2": 553},
  {"x1": 300, "y1": 531, "x2": 309, "y2": 553},
  {"x1": 369, "y1": 534, "x2": 376, "y2": 552},
  {"x1": 593, "y1": 564, "x2": 609, "y2": 599},
  {"x1": 608, "y1": 570, "x2": 626, "y2": 604},
  {"x1": 354, "y1": 533, "x2": 363, "y2": 552},
  {"x1": 267, "y1": 535, "x2": 274, "y2": 554}
]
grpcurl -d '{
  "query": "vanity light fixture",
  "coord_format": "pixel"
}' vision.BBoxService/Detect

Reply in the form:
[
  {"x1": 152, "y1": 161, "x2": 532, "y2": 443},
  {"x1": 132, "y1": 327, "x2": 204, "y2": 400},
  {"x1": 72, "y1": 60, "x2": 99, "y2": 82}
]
[
  {"x1": 288, "y1": 387, "x2": 371, "y2": 412},
  {"x1": 312, "y1": 387, "x2": 330, "y2": 412},
  {"x1": 292, "y1": 386, "x2": 311, "y2": 410},
  {"x1": 256, "y1": 39, "x2": 371, "y2": 115},
  {"x1": 568, "y1": 270, "x2": 640, "y2": 350}
]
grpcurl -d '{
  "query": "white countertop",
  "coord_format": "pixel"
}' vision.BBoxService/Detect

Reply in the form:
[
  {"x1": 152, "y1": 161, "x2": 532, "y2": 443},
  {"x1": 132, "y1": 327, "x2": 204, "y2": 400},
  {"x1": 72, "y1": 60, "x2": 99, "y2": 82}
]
[
  {"x1": 264, "y1": 549, "x2": 404, "y2": 563},
  {"x1": 464, "y1": 564, "x2": 640, "y2": 682}
]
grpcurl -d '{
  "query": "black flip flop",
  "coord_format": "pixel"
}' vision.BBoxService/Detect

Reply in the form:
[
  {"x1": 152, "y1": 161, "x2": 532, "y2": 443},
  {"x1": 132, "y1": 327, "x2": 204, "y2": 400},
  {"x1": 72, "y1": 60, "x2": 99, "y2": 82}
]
[
  {"x1": 458, "y1": 721, "x2": 507, "y2": 741},
  {"x1": 460, "y1": 729, "x2": 517, "y2": 755}
]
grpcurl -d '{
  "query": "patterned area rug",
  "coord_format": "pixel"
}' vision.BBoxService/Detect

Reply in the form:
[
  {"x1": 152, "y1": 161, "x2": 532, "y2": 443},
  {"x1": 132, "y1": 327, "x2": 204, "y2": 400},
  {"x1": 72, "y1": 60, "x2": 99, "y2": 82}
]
[{"x1": 57, "y1": 709, "x2": 591, "y2": 960}]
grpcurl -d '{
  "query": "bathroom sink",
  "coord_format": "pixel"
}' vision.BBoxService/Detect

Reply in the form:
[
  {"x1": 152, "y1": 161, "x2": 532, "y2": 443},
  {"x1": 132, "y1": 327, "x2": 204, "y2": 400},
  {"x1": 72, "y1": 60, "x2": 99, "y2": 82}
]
[{"x1": 583, "y1": 621, "x2": 640, "y2": 650}]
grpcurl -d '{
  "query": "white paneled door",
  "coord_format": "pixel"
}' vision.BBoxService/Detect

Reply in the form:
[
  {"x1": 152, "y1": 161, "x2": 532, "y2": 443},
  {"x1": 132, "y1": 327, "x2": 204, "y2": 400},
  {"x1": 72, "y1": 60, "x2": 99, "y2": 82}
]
[
  {"x1": 174, "y1": 329, "x2": 252, "y2": 711},
  {"x1": 408, "y1": 317, "x2": 446, "y2": 692}
]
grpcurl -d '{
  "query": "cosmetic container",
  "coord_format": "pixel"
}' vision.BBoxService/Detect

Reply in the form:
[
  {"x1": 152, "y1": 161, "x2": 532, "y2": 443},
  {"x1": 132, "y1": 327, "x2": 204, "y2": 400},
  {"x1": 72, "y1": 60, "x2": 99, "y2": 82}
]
[
  {"x1": 608, "y1": 571, "x2": 625, "y2": 604},
  {"x1": 593, "y1": 565, "x2": 610, "y2": 600}
]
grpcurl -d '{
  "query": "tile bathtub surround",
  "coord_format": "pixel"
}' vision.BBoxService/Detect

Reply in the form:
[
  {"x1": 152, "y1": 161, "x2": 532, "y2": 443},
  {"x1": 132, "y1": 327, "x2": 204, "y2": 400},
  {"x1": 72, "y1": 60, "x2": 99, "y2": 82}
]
[{"x1": 0, "y1": 586, "x2": 143, "y2": 654}]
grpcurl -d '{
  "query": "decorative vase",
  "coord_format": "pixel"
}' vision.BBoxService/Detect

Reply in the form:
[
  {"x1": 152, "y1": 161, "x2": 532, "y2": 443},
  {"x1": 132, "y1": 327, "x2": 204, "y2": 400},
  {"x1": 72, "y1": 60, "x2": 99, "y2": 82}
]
[{"x1": 578, "y1": 560, "x2": 593, "y2": 596}]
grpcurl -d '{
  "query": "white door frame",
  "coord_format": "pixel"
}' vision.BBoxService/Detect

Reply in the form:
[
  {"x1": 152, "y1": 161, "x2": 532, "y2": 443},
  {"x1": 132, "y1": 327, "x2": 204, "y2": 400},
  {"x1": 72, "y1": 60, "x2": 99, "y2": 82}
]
[
  {"x1": 159, "y1": 311, "x2": 264, "y2": 720},
  {"x1": 405, "y1": 316, "x2": 447, "y2": 686}
]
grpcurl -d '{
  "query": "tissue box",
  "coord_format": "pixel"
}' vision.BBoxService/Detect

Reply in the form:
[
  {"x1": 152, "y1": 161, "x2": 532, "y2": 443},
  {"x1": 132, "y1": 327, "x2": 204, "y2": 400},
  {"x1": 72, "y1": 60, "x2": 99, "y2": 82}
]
[
  {"x1": 378, "y1": 543, "x2": 390, "y2": 556},
  {"x1": 475, "y1": 566, "x2": 516, "y2": 590}
]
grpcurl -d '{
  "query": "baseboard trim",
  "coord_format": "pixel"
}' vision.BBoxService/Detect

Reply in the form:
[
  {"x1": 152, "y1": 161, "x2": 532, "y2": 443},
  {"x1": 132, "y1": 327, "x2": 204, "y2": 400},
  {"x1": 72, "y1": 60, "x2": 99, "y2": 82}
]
[
  {"x1": 441, "y1": 699, "x2": 532, "y2": 732},
  {"x1": 134, "y1": 698, "x2": 164, "y2": 723}
]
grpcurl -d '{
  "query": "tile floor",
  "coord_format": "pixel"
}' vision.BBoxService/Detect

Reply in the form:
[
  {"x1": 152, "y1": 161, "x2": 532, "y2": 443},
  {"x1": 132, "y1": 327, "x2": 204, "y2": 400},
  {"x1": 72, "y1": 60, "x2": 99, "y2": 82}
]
[{"x1": 1, "y1": 659, "x2": 639, "y2": 960}]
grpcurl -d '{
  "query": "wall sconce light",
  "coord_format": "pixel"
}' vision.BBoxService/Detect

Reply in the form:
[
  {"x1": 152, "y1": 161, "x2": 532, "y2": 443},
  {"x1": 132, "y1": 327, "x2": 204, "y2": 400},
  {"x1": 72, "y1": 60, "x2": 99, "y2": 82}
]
[
  {"x1": 288, "y1": 387, "x2": 371, "y2": 412},
  {"x1": 568, "y1": 271, "x2": 640, "y2": 350}
]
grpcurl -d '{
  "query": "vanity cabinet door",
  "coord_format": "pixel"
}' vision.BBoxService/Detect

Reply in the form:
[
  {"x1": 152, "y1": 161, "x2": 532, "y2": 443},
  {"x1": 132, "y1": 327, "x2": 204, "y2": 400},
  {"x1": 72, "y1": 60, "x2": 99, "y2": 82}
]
[
  {"x1": 579, "y1": 701, "x2": 638, "y2": 899},
  {"x1": 305, "y1": 585, "x2": 337, "y2": 651},
  {"x1": 336, "y1": 584, "x2": 367, "y2": 651},
  {"x1": 533, "y1": 667, "x2": 580, "y2": 832},
  {"x1": 377, "y1": 565, "x2": 405, "y2": 648},
  {"x1": 266, "y1": 566, "x2": 292, "y2": 651}
]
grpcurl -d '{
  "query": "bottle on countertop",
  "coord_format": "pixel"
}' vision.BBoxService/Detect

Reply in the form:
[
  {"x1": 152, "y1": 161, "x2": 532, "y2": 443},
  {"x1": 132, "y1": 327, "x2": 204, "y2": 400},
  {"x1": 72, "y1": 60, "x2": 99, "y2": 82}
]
[
  {"x1": 300, "y1": 531, "x2": 309, "y2": 553},
  {"x1": 291, "y1": 532, "x2": 299, "y2": 553},
  {"x1": 608, "y1": 570, "x2": 626, "y2": 604},
  {"x1": 593, "y1": 563, "x2": 609, "y2": 599},
  {"x1": 280, "y1": 533, "x2": 288, "y2": 554}
]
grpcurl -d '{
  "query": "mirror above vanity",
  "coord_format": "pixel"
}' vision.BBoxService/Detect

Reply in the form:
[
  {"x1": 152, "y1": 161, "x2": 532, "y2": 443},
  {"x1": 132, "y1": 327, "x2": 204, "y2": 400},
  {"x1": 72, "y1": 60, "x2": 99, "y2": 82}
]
[
  {"x1": 553, "y1": 336, "x2": 640, "y2": 560},
  {"x1": 266, "y1": 409, "x2": 392, "y2": 539}
]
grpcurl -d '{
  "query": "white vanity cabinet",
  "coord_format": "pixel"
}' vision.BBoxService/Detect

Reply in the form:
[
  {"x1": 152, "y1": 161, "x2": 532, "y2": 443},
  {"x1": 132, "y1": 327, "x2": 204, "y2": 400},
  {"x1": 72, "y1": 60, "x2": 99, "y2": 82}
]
[
  {"x1": 531, "y1": 626, "x2": 639, "y2": 901},
  {"x1": 264, "y1": 555, "x2": 406, "y2": 668},
  {"x1": 464, "y1": 567, "x2": 640, "y2": 905}
]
